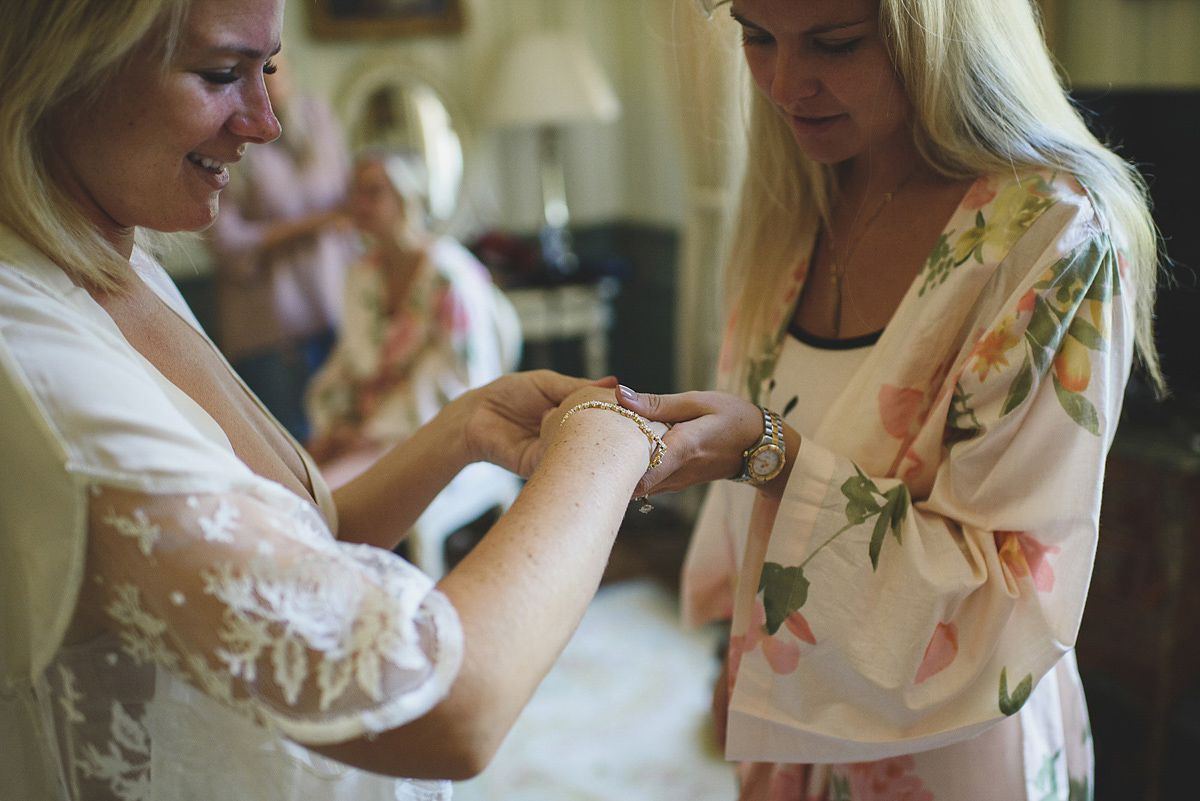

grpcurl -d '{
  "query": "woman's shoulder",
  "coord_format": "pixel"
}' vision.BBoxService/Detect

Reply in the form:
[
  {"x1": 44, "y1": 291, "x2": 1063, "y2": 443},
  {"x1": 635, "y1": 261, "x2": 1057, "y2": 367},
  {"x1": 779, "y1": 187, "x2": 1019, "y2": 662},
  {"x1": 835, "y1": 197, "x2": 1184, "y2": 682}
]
[
  {"x1": 968, "y1": 169, "x2": 1098, "y2": 224},
  {"x1": 957, "y1": 168, "x2": 1104, "y2": 253},
  {"x1": 0, "y1": 223, "x2": 75, "y2": 296}
]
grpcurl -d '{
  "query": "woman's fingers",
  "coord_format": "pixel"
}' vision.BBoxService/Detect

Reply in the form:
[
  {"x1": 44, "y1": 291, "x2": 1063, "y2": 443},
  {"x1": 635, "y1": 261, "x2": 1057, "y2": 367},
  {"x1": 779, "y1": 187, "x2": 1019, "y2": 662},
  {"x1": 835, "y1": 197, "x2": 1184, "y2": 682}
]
[
  {"x1": 617, "y1": 388, "x2": 764, "y2": 496},
  {"x1": 616, "y1": 384, "x2": 709, "y2": 424},
  {"x1": 530, "y1": 370, "x2": 609, "y2": 406}
]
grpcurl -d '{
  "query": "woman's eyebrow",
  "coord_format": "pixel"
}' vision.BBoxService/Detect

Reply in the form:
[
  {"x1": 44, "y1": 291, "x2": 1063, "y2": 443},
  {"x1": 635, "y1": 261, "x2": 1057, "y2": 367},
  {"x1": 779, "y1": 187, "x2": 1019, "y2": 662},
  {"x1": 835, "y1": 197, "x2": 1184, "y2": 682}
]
[
  {"x1": 729, "y1": 9, "x2": 871, "y2": 37},
  {"x1": 729, "y1": 10, "x2": 763, "y2": 31},
  {"x1": 194, "y1": 40, "x2": 283, "y2": 60},
  {"x1": 804, "y1": 17, "x2": 871, "y2": 36}
]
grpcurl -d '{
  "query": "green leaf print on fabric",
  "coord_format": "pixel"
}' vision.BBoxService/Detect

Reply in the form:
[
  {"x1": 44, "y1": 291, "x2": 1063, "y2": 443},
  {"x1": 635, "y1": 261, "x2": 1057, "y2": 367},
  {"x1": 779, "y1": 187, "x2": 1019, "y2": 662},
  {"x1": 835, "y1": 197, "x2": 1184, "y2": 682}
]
[
  {"x1": 757, "y1": 470, "x2": 910, "y2": 634},
  {"x1": 946, "y1": 383, "x2": 984, "y2": 446},
  {"x1": 1002, "y1": 354, "x2": 1036, "y2": 418},
  {"x1": 919, "y1": 175, "x2": 1057, "y2": 296},
  {"x1": 999, "y1": 667, "x2": 1033, "y2": 715},
  {"x1": 1033, "y1": 750, "x2": 1062, "y2": 801},
  {"x1": 1024, "y1": 294, "x2": 1061, "y2": 362},
  {"x1": 1009, "y1": 242, "x2": 1111, "y2": 432},
  {"x1": 745, "y1": 336, "x2": 779, "y2": 406},
  {"x1": 759, "y1": 563, "x2": 810, "y2": 636},
  {"x1": 843, "y1": 467, "x2": 910, "y2": 570},
  {"x1": 830, "y1": 772, "x2": 852, "y2": 801},
  {"x1": 969, "y1": 236, "x2": 1114, "y2": 437},
  {"x1": 1066, "y1": 314, "x2": 1104, "y2": 350},
  {"x1": 1068, "y1": 777, "x2": 1092, "y2": 801},
  {"x1": 919, "y1": 231, "x2": 956, "y2": 295},
  {"x1": 1053, "y1": 374, "x2": 1100, "y2": 435}
]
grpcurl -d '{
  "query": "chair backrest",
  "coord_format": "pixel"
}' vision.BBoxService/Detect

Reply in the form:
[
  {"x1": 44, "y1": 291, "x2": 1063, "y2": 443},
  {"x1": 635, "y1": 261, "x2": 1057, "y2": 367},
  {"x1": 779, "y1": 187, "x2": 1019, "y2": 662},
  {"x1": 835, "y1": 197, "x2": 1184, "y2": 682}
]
[
  {"x1": 489, "y1": 284, "x2": 523, "y2": 374},
  {"x1": 431, "y1": 237, "x2": 524, "y2": 385}
]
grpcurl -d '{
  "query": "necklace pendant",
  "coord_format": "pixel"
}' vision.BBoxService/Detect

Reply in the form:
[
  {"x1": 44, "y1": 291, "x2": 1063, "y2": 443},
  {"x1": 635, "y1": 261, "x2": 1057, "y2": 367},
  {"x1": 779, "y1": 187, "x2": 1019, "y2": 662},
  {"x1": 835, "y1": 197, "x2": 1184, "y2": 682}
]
[{"x1": 830, "y1": 266, "x2": 843, "y2": 337}]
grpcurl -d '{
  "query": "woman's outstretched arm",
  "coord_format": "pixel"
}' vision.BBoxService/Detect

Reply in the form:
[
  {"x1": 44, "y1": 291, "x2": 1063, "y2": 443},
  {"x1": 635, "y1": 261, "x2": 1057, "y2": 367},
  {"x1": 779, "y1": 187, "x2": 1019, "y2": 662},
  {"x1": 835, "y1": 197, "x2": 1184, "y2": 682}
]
[{"x1": 315, "y1": 383, "x2": 659, "y2": 778}]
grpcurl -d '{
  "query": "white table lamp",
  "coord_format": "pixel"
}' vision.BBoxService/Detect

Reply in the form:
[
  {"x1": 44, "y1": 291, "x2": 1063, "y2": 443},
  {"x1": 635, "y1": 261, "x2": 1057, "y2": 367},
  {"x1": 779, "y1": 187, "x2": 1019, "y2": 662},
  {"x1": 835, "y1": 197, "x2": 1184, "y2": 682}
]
[{"x1": 485, "y1": 31, "x2": 621, "y2": 277}]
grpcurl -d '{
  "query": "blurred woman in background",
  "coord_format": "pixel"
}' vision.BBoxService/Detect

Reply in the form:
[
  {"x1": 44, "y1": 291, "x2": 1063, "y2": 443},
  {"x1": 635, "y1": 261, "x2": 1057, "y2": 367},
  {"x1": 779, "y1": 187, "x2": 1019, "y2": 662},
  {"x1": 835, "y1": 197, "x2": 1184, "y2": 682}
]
[
  {"x1": 306, "y1": 148, "x2": 520, "y2": 489},
  {"x1": 206, "y1": 52, "x2": 357, "y2": 440}
]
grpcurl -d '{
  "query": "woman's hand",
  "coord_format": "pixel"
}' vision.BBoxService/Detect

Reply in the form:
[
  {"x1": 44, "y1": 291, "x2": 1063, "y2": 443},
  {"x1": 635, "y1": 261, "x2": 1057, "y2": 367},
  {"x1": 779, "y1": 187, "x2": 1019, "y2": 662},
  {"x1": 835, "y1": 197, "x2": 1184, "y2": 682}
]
[
  {"x1": 615, "y1": 386, "x2": 767, "y2": 497},
  {"x1": 459, "y1": 370, "x2": 618, "y2": 478}
]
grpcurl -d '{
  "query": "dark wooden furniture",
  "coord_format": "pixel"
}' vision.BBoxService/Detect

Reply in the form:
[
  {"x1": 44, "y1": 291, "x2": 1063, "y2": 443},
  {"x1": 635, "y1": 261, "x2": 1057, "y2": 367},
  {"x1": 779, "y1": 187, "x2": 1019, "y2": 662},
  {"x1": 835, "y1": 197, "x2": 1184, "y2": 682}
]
[{"x1": 1076, "y1": 416, "x2": 1200, "y2": 801}]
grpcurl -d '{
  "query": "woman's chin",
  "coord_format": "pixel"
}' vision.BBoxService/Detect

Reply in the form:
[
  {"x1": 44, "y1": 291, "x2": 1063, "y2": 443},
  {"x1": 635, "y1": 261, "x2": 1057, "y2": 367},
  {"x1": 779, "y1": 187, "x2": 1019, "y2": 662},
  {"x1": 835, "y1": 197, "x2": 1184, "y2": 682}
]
[{"x1": 173, "y1": 199, "x2": 222, "y2": 233}]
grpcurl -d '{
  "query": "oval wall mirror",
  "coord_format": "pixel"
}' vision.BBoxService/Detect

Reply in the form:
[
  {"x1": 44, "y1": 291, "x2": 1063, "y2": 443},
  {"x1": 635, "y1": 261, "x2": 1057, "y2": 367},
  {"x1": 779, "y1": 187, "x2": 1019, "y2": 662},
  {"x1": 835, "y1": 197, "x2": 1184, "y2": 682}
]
[{"x1": 338, "y1": 58, "x2": 465, "y2": 228}]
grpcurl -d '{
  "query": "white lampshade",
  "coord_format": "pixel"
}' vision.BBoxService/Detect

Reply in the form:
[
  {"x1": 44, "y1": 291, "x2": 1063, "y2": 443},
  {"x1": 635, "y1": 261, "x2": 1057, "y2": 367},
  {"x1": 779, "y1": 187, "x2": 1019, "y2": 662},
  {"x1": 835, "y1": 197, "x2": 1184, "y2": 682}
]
[{"x1": 485, "y1": 31, "x2": 621, "y2": 128}]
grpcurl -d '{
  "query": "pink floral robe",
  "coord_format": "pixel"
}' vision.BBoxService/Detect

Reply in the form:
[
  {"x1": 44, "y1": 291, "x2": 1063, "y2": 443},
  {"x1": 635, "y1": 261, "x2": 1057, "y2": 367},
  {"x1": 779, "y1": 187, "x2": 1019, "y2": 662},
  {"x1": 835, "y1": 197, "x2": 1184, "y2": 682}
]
[
  {"x1": 305, "y1": 237, "x2": 515, "y2": 457},
  {"x1": 684, "y1": 170, "x2": 1127, "y2": 800}
]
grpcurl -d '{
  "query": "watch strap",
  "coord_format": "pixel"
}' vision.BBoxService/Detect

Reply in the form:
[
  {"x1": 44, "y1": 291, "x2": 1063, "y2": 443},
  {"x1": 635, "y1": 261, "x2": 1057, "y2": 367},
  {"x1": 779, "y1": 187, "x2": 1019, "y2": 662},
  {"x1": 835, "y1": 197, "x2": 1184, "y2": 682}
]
[{"x1": 730, "y1": 406, "x2": 786, "y2": 484}]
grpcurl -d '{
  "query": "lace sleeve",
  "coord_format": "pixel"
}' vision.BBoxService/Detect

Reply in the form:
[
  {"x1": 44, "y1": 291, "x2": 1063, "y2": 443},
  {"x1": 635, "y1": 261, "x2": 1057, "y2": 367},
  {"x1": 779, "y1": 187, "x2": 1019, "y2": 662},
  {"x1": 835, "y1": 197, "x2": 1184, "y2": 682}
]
[{"x1": 83, "y1": 480, "x2": 463, "y2": 746}]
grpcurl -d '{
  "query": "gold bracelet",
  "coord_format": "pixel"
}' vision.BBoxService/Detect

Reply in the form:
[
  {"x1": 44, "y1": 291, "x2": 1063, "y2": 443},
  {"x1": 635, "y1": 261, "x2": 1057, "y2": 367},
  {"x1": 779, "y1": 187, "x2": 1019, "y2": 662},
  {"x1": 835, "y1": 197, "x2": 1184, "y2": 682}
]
[{"x1": 559, "y1": 401, "x2": 666, "y2": 470}]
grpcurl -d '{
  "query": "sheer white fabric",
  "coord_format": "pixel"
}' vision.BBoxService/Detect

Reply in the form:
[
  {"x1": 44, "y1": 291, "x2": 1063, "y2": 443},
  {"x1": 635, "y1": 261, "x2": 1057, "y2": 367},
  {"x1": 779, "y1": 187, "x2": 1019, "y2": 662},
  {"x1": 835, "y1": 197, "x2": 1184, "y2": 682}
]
[{"x1": 0, "y1": 225, "x2": 462, "y2": 800}]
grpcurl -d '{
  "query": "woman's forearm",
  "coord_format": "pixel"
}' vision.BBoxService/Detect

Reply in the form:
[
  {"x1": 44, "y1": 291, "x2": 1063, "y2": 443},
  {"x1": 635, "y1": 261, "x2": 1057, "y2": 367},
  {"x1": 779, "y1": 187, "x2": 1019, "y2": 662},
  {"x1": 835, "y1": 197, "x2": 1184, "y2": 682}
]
[
  {"x1": 329, "y1": 399, "x2": 472, "y2": 549},
  {"x1": 313, "y1": 405, "x2": 653, "y2": 778}
]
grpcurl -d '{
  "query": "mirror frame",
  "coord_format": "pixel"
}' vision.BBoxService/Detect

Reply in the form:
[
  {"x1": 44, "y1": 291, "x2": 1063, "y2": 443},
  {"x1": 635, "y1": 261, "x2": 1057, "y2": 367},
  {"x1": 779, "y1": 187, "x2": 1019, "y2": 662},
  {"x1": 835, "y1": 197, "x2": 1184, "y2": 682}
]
[
  {"x1": 307, "y1": 0, "x2": 465, "y2": 41},
  {"x1": 336, "y1": 54, "x2": 472, "y2": 233}
]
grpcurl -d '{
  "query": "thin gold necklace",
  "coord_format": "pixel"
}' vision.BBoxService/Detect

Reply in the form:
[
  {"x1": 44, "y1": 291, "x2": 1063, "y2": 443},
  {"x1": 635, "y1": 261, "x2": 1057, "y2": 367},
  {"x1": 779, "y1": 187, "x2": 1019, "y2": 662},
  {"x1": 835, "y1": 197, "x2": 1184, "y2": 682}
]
[{"x1": 827, "y1": 169, "x2": 918, "y2": 337}]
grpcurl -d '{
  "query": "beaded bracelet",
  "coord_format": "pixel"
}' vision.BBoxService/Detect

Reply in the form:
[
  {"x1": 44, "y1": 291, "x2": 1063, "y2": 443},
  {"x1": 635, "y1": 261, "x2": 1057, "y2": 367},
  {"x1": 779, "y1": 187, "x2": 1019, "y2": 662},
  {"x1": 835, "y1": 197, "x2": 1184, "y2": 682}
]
[
  {"x1": 559, "y1": 400, "x2": 666, "y2": 514},
  {"x1": 559, "y1": 401, "x2": 666, "y2": 469}
]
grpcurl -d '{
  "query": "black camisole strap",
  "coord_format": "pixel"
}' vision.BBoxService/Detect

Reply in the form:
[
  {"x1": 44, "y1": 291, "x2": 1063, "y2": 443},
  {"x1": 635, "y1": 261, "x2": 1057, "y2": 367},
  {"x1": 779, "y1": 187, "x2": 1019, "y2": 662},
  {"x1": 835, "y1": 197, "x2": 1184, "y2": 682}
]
[{"x1": 787, "y1": 321, "x2": 883, "y2": 350}]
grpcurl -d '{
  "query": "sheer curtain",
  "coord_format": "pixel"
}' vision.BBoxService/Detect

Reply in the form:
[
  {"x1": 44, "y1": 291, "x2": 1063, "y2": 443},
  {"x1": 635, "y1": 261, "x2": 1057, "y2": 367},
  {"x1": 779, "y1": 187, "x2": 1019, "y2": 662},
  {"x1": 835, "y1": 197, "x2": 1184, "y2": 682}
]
[
  {"x1": 1053, "y1": 0, "x2": 1200, "y2": 88},
  {"x1": 650, "y1": 0, "x2": 746, "y2": 395}
]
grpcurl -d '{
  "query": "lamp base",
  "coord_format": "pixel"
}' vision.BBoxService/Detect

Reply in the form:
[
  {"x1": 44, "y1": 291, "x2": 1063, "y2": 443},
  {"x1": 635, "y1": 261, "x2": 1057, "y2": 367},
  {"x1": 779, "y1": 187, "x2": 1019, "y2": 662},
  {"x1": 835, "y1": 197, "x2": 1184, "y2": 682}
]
[{"x1": 539, "y1": 223, "x2": 579, "y2": 280}]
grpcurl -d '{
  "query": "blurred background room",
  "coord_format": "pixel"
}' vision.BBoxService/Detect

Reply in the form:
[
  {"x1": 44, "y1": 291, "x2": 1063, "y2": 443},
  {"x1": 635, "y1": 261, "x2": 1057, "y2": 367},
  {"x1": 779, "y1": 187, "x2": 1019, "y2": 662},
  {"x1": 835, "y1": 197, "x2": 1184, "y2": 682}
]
[{"x1": 157, "y1": 1, "x2": 1200, "y2": 799}]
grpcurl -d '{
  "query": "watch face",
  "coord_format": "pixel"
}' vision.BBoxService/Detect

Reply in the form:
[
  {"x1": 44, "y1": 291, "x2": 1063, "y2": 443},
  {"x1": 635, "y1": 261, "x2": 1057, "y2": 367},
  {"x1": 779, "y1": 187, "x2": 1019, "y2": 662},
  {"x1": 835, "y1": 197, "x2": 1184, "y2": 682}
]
[{"x1": 750, "y1": 446, "x2": 784, "y2": 478}]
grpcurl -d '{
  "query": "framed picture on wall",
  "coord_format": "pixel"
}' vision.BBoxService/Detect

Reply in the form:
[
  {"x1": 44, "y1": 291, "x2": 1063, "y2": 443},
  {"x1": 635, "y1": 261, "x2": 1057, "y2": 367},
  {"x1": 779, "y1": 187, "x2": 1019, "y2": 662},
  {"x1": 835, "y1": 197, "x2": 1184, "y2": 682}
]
[{"x1": 307, "y1": 0, "x2": 464, "y2": 39}]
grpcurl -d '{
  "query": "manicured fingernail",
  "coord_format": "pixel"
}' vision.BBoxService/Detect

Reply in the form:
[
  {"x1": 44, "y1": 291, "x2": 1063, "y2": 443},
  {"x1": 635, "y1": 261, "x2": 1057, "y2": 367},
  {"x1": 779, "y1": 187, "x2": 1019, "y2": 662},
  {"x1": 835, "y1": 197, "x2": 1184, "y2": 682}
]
[{"x1": 618, "y1": 384, "x2": 636, "y2": 401}]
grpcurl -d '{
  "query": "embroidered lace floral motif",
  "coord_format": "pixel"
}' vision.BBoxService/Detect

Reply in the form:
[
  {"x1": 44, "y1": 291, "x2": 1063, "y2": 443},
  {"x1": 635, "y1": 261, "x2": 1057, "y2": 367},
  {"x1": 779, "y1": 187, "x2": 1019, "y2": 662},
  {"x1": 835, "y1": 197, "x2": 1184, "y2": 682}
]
[{"x1": 41, "y1": 481, "x2": 460, "y2": 800}]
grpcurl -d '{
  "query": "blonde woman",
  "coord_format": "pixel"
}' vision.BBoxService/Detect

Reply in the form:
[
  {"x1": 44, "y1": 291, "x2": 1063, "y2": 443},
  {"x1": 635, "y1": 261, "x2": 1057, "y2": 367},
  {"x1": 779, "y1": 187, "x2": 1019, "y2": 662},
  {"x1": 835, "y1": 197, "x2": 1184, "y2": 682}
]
[
  {"x1": 305, "y1": 149, "x2": 520, "y2": 491},
  {"x1": 618, "y1": 0, "x2": 1163, "y2": 798},
  {"x1": 0, "y1": 0, "x2": 663, "y2": 798}
]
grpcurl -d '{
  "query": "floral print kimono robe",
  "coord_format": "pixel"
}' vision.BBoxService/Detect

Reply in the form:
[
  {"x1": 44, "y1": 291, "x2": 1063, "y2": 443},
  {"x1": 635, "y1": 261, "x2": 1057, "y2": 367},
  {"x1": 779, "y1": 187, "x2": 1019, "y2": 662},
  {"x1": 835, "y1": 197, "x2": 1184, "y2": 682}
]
[
  {"x1": 684, "y1": 170, "x2": 1129, "y2": 800},
  {"x1": 305, "y1": 237, "x2": 514, "y2": 449}
]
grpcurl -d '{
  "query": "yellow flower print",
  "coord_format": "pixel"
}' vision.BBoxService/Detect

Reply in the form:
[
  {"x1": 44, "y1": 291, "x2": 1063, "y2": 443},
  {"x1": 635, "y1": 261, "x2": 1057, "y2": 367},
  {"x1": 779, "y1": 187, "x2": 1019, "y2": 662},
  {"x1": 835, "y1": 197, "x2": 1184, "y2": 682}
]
[
  {"x1": 954, "y1": 176, "x2": 1057, "y2": 266},
  {"x1": 969, "y1": 317, "x2": 1022, "y2": 382},
  {"x1": 953, "y1": 223, "x2": 988, "y2": 265},
  {"x1": 924, "y1": 174, "x2": 1059, "y2": 297}
]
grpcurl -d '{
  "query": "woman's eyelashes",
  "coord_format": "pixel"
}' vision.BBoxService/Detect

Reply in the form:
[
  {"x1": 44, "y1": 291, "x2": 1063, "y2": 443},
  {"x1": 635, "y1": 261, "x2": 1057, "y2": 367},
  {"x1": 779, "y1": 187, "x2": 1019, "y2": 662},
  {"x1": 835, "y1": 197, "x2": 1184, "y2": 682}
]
[
  {"x1": 738, "y1": 25, "x2": 773, "y2": 48},
  {"x1": 199, "y1": 60, "x2": 277, "y2": 86},
  {"x1": 813, "y1": 37, "x2": 862, "y2": 55},
  {"x1": 200, "y1": 70, "x2": 239, "y2": 85},
  {"x1": 738, "y1": 30, "x2": 863, "y2": 56}
]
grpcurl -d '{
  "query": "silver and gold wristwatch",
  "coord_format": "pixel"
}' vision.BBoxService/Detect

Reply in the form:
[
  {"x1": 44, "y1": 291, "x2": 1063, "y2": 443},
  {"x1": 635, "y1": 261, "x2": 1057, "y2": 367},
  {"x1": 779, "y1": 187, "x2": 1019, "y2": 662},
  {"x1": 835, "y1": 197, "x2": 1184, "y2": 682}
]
[{"x1": 730, "y1": 406, "x2": 786, "y2": 485}]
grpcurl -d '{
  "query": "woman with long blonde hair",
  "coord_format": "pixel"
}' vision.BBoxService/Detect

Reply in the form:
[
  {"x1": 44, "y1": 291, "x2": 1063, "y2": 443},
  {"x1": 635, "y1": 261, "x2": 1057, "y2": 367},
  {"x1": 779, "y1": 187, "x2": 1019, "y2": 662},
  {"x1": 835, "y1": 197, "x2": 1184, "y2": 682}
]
[{"x1": 618, "y1": 0, "x2": 1162, "y2": 797}]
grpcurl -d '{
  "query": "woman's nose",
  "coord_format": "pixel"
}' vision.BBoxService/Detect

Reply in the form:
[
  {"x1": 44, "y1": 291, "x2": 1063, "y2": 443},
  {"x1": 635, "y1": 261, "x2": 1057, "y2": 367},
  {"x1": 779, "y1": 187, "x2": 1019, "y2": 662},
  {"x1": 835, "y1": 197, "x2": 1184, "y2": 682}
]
[
  {"x1": 228, "y1": 77, "x2": 282, "y2": 144},
  {"x1": 770, "y1": 49, "x2": 820, "y2": 106}
]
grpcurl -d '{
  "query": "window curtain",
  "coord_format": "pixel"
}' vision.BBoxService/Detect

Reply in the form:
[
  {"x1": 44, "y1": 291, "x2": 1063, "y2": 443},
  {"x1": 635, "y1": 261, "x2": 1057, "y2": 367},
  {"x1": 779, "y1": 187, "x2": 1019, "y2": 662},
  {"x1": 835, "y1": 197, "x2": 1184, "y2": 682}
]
[
  {"x1": 1054, "y1": 0, "x2": 1200, "y2": 88},
  {"x1": 650, "y1": 1, "x2": 746, "y2": 395}
]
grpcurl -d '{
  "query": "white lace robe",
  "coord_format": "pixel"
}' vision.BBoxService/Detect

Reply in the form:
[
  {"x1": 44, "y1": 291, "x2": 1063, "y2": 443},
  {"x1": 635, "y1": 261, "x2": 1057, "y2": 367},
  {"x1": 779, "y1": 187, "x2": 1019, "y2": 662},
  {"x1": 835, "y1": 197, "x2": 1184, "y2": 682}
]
[{"x1": 0, "y1": 225, "x2": 462, "y2": 800}]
